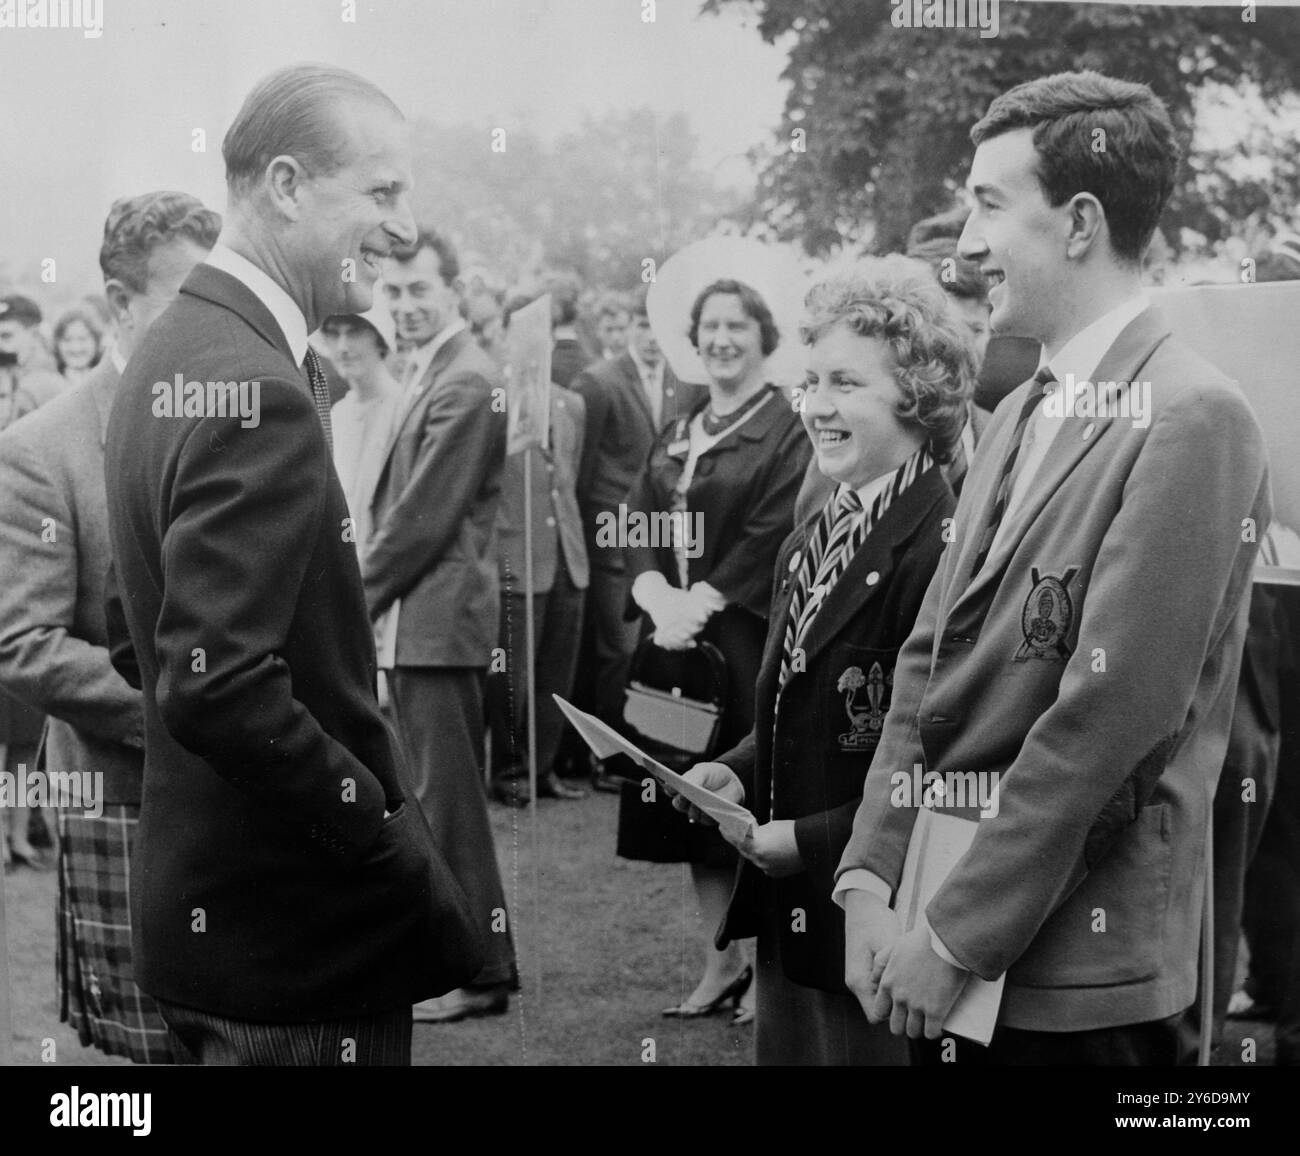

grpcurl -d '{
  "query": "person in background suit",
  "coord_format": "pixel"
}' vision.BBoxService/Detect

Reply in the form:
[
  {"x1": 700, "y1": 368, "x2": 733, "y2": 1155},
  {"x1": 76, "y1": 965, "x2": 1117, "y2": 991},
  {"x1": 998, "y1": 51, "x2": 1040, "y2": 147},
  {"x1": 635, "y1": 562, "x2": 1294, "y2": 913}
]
[
  {"x1": 0, "y1": 190, "x2": 220, "y2": 1062},
  {"x1": 567, "y1": 287, "x2": 707, "y2": 789},
  {"x1": 546, "y1": 271, "x2": 589, "y2": 387},
  {"x1": 677, "y1": 256, "x2": 968, "y2": 1063},
  {"x1": 618, "y1": 278, "x2": 811, "y2": 1024},
  {"x1": 103, "y1": 64, "x2": 484, "y2": 1066},
  {"x1": 593, "y1": 291, "x2": 631, "y2": 361},
  {"x1": 369, "y1": 228, "x2": 516, "y2": 1024},
  {"x1": 832, "y1": 71, "x2": 1268, "y2": 1066},
  {"x1": 485, "y1": 292, "x2": 589, "y2": 807}
]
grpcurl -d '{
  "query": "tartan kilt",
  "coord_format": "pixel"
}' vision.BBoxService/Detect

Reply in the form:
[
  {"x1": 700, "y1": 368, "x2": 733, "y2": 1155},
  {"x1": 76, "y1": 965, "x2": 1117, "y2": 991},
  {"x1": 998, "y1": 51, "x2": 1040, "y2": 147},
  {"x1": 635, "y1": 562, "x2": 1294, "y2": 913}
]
[{"x1": 56, "y1": 806, "x2": 175, "y2": 1063}]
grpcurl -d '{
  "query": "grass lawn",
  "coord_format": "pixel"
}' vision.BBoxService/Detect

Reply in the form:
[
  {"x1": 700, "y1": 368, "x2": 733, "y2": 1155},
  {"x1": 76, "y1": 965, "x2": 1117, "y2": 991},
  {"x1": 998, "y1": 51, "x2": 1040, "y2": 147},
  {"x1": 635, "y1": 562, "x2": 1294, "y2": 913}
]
[{"x1": 3, "y1": 790, "x2": 754, "y2": 1066}]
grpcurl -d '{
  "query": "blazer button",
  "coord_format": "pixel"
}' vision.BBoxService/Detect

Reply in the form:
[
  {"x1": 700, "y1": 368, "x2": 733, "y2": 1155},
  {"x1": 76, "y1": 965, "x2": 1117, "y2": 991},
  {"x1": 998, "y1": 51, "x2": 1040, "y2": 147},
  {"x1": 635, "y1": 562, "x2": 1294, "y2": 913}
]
[
  {"x1": 546, "y1": 516, "x2": 557, "y2": 527},
  {"x1": 865, "y1": 571, "x2": 880, "y2": 586}
]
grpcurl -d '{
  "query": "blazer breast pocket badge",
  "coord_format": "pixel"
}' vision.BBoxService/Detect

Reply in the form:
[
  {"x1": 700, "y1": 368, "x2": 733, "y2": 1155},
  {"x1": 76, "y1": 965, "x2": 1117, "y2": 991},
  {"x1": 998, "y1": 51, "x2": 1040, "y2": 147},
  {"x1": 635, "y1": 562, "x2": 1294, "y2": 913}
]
[
  {"x1": 1014, "y1": 566, "x2": 1078, "y2": 662},
  {"x1": 835, "y1": 662, "x2": 892, "y2": 751}
]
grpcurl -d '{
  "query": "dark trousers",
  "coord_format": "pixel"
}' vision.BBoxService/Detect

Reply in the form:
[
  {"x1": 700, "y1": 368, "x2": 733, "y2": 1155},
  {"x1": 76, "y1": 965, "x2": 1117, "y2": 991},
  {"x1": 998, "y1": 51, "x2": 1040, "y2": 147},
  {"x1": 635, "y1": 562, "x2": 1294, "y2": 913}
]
[
  {"x1": 156, "y1": 998, "x2": 412, "y2": 1066},
  {"x1": 487, "y1": 569, "x2": 585, "y2": 781},
  {"x1": 1242, "y1": 656, "x2": 1300, "y2": 1064},
  {"x1": 388, "y1": 666, "x2": 517, "y2": 990},
  {"x1": 909, "y1": 1013, "x2": 1189, "y2": 1066},
  {"x1": 574, "y1": 561, "x2": 639, "y2": 725}
]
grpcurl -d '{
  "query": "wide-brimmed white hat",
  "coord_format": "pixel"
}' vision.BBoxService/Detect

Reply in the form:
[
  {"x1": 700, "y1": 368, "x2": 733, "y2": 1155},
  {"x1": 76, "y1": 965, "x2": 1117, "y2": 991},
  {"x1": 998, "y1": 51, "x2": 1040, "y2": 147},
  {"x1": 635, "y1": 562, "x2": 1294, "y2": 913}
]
[
  {"x1": 320, "y1": 302, "x2": 398, "y2": 355},
  {"x1": 647, "y1": 236, "x2": 812, "y2": 388}
]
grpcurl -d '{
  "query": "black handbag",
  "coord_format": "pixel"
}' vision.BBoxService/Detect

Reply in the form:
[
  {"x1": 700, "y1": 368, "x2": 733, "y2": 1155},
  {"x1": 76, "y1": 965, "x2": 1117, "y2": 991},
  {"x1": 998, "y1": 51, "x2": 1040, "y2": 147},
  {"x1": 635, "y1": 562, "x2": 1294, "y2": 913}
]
[{"x1": 621, "y1": 638, "x2": 729, "y2": 772}]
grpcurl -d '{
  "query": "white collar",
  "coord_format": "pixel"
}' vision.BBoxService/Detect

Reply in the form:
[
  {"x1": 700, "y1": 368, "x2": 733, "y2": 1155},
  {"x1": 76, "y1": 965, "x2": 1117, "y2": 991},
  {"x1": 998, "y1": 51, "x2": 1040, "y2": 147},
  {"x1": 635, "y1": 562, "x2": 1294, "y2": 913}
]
[
  {"x1": 1041, "y1": 294, "x2": 1150, "y2": 386},
  {"x1": 404, "y1": 318, "x2": 466, "y2": 388},
  {"x1": 204, "y1": 242, "x2": 310, "y2": 365},
  {"x1": 109, "y1": 342, "x2": 127, "y2": 375}
]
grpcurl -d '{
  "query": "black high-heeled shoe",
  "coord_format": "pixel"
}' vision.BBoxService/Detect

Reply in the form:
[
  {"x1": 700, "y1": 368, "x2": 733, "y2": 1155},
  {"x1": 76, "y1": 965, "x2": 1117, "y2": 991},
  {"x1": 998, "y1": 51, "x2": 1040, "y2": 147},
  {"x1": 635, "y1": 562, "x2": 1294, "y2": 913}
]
[{"x1": 661, "y1": 965, "x2": 754, "y2": 1018}]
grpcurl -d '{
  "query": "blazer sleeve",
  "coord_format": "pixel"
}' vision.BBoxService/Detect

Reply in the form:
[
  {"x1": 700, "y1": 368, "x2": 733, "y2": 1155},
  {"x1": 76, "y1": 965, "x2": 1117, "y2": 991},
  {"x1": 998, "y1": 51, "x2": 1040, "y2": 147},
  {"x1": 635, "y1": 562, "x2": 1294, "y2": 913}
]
[
  {"x1": 622, "y1": 451, "x2": 669, "y2": 585},
  {"x1": 0, "y1": 431, "x2": 144, "y2": 747},
  {"x1": 105, "y1": 558, "x2": 142, "y2": 692},
  {"x1": 926, "y1": 386, "x2": 1269, "y2": 980},
  {"x1": 571, "y1": 369, "x2": 609, "y2": 507},
  {"x1": 705, "y1": 414, "x2": 811, "y2": 617},
  {"x1": 153, "y1": 377, "x2": 387, "y2": 867},
  {"x1": 717, "y1": 728, "x2": 758, "y2": 802},
  {"x1": 362, "y1": 371, "x2": 504, "y2": 621}
]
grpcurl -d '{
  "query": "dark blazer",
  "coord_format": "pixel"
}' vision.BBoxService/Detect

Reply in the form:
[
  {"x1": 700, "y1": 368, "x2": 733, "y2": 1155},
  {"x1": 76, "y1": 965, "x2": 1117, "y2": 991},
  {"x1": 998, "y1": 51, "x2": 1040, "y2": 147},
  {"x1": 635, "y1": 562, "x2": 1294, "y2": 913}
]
[
  {"x1": 570, "y1": 352, "x2": 706, "y2": 563},
  {"x1": 716, "y1": 464, "x2": 955, "y2": 992},
  {"x1": 0, "y1": 358, "x2": 144, "y2": 803},
  {"x1": 625, "y1": 387, "x2": 811, "y2": 619},
  {"x1": 362, "y1": 329, "x2": 507, "y2": 667},
  {"x1": 496, "y1": 385, "x2": 588, "y2": 594},
  {"x1": 103, "y1": 264, "x2": 483, "y2": 1022}
]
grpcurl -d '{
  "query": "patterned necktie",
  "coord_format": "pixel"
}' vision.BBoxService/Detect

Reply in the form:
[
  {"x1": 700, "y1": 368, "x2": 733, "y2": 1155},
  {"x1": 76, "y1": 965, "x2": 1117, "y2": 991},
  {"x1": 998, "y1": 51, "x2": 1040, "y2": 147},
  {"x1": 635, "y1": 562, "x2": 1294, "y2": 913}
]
[
  {"x1": 967, "y1": 366, "x2": 1054, "y2": 577},
  {"x1": 304, "y1": 346, "x2": 334, "y2": 452}
]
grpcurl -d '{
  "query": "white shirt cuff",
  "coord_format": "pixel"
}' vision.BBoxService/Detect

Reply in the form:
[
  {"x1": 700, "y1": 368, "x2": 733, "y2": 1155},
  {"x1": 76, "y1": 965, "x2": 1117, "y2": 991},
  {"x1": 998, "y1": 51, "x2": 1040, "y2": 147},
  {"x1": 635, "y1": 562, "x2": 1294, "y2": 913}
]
[
  {"x1": 831, "y1": 869, "x2": 892, "y2": 909},
  {"x1": 928, "y1": 925, "x2": 966, "y2": 969}
]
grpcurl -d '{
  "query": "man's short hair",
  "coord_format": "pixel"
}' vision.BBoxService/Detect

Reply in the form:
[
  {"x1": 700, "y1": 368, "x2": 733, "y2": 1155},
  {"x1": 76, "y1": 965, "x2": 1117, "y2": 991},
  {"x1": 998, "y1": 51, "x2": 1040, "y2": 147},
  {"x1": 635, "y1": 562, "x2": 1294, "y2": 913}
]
[
  {"x1": 800, "y1": 255, "x2": 976, "y2": 465},
  {"x1": 389, "y1": 228, "x2": 460, "y2": 287},
  {"x1": 971, "y1": 70, "x2": 1179, "y2": 264},
  {"x1": 544, "y1": 272, "x2": 581, "y2": 327},
  {"x1": 222, "y1": 63, "x2": 402, "y2": 200},
  {"x1": 595, "y1": 291, "x2": 631, "y2": 322},
  {"x1": 99, "y1": 191, "x2": 222, "y2": 294}
]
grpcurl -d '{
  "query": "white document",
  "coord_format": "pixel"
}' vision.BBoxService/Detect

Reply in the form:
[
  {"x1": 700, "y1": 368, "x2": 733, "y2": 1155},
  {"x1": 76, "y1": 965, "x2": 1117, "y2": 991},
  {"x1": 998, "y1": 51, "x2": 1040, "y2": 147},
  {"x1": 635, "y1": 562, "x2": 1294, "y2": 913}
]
[
  {"x1": 895, "y1": 807, "x2": 1005, "y2": 1046},
  {"x1": 553, "y1": 695, "x2": 757, "y2": 843}
]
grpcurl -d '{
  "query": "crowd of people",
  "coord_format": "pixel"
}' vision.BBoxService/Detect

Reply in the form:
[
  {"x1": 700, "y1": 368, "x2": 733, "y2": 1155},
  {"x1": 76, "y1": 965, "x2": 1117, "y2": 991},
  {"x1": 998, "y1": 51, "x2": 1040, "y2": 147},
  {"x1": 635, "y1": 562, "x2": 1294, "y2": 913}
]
[{"x1": 0, "y1": 60, "x2": 1296, "y2": 1068}]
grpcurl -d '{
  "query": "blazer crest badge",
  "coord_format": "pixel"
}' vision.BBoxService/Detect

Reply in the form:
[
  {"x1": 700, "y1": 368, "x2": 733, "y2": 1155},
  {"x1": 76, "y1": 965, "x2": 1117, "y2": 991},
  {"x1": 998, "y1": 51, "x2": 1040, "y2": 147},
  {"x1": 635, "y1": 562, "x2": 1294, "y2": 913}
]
[
  {"x1": 836, "y1": 662, "x2": 891, "y2": 751},
  {"x1": 1015, "y1": 566, "x2": 1079, "y2": 661}
]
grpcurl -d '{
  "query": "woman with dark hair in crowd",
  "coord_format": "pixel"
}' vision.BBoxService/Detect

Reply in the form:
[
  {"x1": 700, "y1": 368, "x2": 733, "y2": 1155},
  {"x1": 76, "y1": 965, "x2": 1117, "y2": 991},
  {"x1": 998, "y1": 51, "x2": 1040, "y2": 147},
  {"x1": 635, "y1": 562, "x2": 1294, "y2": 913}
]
[
  {"x1": 674, "y1": 255, "x2": 973, "y2": 1063},
  {"x1": 617, "y1": 277, "x2": 811, "y2": 1025},
  {"x1": 52, "y1": 307, "x2": 103, "y2": 387}
]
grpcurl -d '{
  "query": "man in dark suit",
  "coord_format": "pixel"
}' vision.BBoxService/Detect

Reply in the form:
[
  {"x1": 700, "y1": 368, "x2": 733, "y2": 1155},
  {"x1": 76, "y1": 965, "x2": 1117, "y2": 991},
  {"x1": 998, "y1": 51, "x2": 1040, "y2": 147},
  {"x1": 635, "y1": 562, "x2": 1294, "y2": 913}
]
[
  {"x1": 567, "y1": 289, "x2": 706, "y2": 786},
  {"x1": 485, "y1": 305, "x2": 590, "y2": 806},
  {"x1": 368, "y1": 228, "x2": 516, "y2": 1023},
  {"x1": 103, "y1": 65, "x2": 483, "y2": 1066},
  {"x1": 837, "y1": 71, "x2": 1268, "y2": 1065}
]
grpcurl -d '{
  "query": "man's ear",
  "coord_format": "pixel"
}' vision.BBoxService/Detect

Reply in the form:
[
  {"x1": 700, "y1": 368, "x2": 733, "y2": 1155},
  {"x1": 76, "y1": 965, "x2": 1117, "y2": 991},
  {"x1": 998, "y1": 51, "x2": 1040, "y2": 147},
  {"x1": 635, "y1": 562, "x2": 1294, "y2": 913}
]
[
  {"x1": 264, "y1": 154, "x2": 308, "y2": 222},
  {"x1": 104, "y1": 279, "x2": 133, "y2": 328},
  {"x1": 1064, "y1": 192, "x2": 1106, "y2": 261}
]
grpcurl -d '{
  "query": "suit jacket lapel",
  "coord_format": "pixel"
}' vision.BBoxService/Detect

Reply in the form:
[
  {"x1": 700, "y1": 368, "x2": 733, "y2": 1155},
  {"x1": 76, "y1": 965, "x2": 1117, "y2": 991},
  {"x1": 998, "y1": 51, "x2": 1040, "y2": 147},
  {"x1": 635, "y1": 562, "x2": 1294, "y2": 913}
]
[
  {"x1": 89, "y1": 357, "x2": 122, "y2": 447},
  {"x1": 798, "y1": 466, "x2": 949, "y2": 672},
  {"x1": 620, "y1": 354, "x2": 655, "y2": 428},
  {"x1": 182, "y1": 264, "x2": 297, "y2": 365},
  {"x1": 948, "y1": 308, "x2": 1171, "y2": 618},
  {"x1": 378, "y1": 329, "x2": 470, "y2": 495}
]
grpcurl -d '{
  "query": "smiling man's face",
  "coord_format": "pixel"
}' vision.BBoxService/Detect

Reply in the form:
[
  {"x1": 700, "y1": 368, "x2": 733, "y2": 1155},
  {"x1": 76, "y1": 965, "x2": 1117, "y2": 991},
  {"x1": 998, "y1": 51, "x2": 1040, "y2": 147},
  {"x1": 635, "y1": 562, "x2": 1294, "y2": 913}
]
[{"x1": 958, "y1": 127, "x2": 1072, "y2": 345}]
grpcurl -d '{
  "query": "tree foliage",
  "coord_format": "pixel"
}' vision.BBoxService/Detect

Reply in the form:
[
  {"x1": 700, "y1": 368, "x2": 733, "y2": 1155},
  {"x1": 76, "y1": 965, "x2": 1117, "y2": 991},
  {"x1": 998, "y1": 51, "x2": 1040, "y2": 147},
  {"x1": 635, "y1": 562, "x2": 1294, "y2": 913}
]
[
  {"x1": 705, "y1": 0, "x2": 1300, "y2": 255},
  {"x1": 407, "y1": 109, "x2": 737, "y2": 290}
]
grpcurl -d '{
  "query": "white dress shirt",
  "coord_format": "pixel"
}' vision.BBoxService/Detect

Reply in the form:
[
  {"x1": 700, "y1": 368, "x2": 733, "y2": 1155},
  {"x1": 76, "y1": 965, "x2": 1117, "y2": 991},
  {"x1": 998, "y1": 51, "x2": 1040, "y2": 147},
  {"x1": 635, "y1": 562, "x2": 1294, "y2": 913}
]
[
  {"x1": 628, "y1": 343, "x2": 665, "y2": 427},
  {"x1": 831, "y1": 292, "x2": 1151, "y2": 970},
  {"x1": 204, "y1": 242, "x2": 309, "y2": 365}
]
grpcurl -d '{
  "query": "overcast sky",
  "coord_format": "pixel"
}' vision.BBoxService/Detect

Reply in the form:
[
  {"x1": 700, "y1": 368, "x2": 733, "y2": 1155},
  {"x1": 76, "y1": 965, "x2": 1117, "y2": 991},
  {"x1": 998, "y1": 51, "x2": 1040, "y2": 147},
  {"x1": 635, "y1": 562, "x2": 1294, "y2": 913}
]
[{"x1": 0, "y1": 0, "x2": 790, "y2": 290}]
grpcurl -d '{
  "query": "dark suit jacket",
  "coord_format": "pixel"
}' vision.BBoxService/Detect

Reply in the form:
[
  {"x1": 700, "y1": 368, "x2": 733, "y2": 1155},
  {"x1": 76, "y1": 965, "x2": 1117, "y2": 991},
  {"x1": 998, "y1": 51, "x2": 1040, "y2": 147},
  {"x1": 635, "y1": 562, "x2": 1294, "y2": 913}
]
[
  {"x1": 716, "y1": 464, "x2": 955, "y2": 992},
  {"x1": 624, "y1": 387, "x2": 812, "y2": 619},
  {"x1": 363, "y1": 329, "x2": 507, "y2": 666},
  {"x1": 550, "y1": 337, "x2": 588, "y2": 389},
  {"x1": 0, "y1": 358, "x2": 144, "y2": 803},
  {"x1": 570, "y1": 352, "x2": 706, "y2": 567},
  {"x1": 103, "y1": 264, "x2": 482, "y2": 1022},
  {"x1": 496, "y1": 385, "x2": 588, "y2": 594}
]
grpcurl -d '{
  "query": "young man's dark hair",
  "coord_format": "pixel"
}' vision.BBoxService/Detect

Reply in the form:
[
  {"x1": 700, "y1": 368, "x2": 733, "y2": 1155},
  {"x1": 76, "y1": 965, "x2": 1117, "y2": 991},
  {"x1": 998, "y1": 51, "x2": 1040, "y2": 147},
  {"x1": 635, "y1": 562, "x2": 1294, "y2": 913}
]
[
  {"x1": 970, "y1": 70, "x2": 1179, "y2": 264},
  {"x1": 390, "y1": 227, "x2": 460, "y2": 286}
]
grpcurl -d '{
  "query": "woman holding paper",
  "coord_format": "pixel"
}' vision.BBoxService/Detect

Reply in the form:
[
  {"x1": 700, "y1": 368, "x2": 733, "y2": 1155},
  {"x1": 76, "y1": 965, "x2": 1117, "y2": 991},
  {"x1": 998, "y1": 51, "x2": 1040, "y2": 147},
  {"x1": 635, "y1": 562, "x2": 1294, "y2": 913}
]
[
  {"x1": 674, "y1": 256, "x2": 971, "y2": 1064},
  {"x1": 616, "y1": 277, "x2": 810, "y2": 1023}
]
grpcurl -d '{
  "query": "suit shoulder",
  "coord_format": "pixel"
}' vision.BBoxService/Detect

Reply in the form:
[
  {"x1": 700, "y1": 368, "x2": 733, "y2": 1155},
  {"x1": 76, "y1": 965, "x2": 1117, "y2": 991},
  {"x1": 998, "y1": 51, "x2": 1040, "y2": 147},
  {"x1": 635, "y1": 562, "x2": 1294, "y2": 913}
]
[
  {"x1": 1143, "y1": 335, "x2": 1258, "y2": 429},
  {"x1": 0, "y1": 380, "x2": 93, "y2": 456}
]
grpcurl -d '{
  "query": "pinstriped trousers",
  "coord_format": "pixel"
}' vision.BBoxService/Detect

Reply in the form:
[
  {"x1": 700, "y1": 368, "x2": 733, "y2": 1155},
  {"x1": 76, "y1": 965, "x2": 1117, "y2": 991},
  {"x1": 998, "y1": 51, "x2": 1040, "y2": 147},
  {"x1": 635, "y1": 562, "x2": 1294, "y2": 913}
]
[{"x1": 155, "y1": 999, "x2": 412, "y2": 1066}]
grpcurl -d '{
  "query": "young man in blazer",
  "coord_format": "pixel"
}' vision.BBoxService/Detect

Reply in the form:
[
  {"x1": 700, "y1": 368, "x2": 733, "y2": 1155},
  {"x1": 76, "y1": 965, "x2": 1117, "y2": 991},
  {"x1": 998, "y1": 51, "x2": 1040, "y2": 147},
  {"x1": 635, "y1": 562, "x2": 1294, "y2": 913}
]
[
  {"x1": 835, "y1": 71, "x2": 1270, "y2": 1065},
  {"x1": 103, "y1": 66, "x2": 483, "y2": 1066},
  {"x1": 367, "y1": 229, "x2": 516, "y2": 1023}
]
